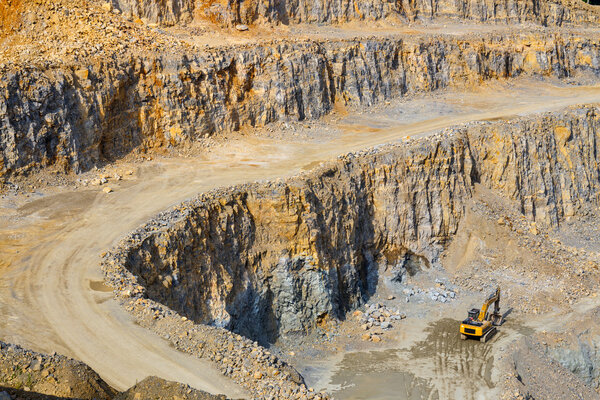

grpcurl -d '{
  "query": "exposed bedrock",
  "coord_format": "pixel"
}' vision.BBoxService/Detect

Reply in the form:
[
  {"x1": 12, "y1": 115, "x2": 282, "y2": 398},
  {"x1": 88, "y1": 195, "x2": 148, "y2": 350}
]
[
  {"x1": 2, "y1": 33, "x2": 600, "y2": 177},
  {"x1": 105, "y1": 106, "x2": 600, "y2": 343},
  {"x1": 110, "y1": 0, "x2": 600, "y2": 27}
]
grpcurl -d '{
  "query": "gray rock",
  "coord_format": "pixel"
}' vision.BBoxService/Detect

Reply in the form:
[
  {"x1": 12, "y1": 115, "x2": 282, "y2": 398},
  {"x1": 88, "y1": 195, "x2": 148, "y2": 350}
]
[
  {"x1": 5, "y1": 34, "x2": 600, "y2": 180},
  {"x1": 29, "y1": 357, "x2": 42, "y2": 371},
  {"x1": 112, "y1": 0, "x2": 600, "y2": 28}
]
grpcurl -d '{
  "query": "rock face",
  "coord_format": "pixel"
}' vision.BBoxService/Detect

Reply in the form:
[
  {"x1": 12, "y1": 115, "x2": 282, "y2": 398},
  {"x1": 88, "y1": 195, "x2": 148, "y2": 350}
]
[
  {"x1": 110, "y1": 0, "x2": 600, "y2": 27},
  {"x1": 112, "y1": 0, "x2": 195, "y2": 25},
  {"x1": 0, "y1": 341, "x2": 116, "y2": 399},
  {"x1": 2, "y1": 32, "x2": 600, "y2": 177},
  {"x1": 240, "y1": 0, "x2": 600, "y2": 26},
  {"x1": 105, "y1": 106, "x2": 600, "y2": 343}
]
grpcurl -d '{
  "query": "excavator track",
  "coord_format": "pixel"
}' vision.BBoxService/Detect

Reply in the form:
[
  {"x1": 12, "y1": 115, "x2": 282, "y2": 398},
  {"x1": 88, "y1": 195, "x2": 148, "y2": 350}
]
[{"x1": 480, "y1": 327, "x2": 497, "y2": 343}]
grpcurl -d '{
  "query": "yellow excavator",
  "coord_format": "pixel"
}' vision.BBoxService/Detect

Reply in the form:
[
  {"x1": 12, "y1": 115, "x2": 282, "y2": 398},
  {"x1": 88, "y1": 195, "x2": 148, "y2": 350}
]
[{"x1": 460, "y1": 287, "x2": 503, "y2": 342}]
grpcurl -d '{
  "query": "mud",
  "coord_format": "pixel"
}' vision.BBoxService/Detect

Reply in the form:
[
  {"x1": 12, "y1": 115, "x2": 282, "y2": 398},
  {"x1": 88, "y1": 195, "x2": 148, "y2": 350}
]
[{"x1": 304, "y1": 319, "x2": 498, "y2": 400}]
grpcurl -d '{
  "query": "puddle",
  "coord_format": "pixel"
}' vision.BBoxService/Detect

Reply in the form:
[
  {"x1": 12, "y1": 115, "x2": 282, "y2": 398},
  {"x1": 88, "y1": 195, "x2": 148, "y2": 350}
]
[
  {"x1": 321, "y1": 319, "x2": 498, "y2": 400},
  {"x1": 480, "y1": 114, "x2": 519, "y2": 122},
  {"x1": 89, "y1": 280, "x2": 114, "y2": 293}
]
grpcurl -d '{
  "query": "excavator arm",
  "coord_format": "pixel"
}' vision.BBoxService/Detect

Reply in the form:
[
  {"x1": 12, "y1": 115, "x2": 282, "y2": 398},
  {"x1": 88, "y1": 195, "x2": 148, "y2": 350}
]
[{"x1": 478, "y1": 287, "x2": 501, "y2": 322}]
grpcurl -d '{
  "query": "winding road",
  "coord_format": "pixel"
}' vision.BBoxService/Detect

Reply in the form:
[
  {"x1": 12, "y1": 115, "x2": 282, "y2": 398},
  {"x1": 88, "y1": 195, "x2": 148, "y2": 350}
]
[{"x1": 1, "y1": 80, "x2": 600, "y2": 395}]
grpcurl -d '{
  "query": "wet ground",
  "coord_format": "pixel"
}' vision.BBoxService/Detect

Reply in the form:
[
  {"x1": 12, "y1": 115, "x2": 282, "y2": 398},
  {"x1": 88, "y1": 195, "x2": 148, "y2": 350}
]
[
  {"x1": 304, "y1": 319, "x2": 497, "y2": 400},
  {"x1": 303, "y1": 317, "x2": 534, "y2": 400}
]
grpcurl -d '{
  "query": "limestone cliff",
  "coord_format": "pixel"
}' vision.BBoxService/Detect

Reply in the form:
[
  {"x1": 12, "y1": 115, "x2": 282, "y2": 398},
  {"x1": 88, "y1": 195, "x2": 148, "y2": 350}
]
[
  {"x1": 240, "y1": 0, "x2": 600, "y2": 26},
  {"x1": 104, "y1": 106, "x2": 600, "y2": 343},
  {"x1": 2, "y1": 33, "x2": 600, "y2": 177},
  {"x1": 110, "y1": 0, "x2": 600, "y2": 27},
  {"x1": 112, "y1": 0, "x2": 195, "y2": 26}
]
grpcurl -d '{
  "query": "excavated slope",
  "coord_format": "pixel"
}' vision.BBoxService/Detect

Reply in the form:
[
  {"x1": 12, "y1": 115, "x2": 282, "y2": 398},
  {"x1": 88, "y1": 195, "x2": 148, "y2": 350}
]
[
  {"x1": 2, "y1": 32, "x2": 600, "y2": 177},
  {"x1": 113, "y1": 0, "x2": 600, "y2": 27},
  {"x1": 104, "y1": 105, "x2": 600, "y2": 344}
]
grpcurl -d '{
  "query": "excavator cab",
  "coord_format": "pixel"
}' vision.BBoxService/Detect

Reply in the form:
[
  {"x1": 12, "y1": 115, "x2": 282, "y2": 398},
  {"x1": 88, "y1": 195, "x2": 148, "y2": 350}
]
[
  {"x1": 460, "y1": 288, "x2": 503, "y2": 342},
  {"x1": 467, "y1": 308, "x2": 480, "y2": 321}
]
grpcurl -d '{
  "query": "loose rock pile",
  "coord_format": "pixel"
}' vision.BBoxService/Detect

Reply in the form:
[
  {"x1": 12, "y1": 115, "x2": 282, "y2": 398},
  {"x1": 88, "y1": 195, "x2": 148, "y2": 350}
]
[
  {"x1": 0, "y1": 341, "x2": 116, "y2": 399},
  {"x1": 0, "y1": 341, "x2": 249, "y2": 399},
  {"x1": 353, "y1": 303, "x2": 406, "y2": 342},
  {"x1": 419, "y1": 284, "x2": 457, "y2": 304},
  {"x1": 115, "y1": 376, "x2": 230, "y2": 400}
]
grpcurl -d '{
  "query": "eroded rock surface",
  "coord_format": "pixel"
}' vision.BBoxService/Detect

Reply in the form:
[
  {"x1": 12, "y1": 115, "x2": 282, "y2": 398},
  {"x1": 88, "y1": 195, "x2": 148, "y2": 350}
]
[
  {"x1": 111, "y1": 0, "x2": 600, "y2": 27},
  {"x1": 3, "y1": 32, "x2": 600, "y2": 177},
  {"x1": 500, "y1": 336, "x2": 599, "y2": 400}
]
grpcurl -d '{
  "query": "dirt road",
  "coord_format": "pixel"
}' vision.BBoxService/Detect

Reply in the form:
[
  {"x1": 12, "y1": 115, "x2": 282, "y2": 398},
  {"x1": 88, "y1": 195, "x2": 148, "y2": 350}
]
[{"x1": 1, "y1": 80, "x2": 600, "y2": 393}]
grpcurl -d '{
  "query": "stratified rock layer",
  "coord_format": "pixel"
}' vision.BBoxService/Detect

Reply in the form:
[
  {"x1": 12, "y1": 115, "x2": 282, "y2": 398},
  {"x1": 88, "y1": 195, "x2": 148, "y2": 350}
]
[
  {"x1": 111, "y1": 0, "x2": 600, "y2": 27},
  {"x1": 104, "y1": 105, "x2": 600, "y2": 344},
  {"x1": 2, "y1": 32, "x2": 600, "y2": 176}
]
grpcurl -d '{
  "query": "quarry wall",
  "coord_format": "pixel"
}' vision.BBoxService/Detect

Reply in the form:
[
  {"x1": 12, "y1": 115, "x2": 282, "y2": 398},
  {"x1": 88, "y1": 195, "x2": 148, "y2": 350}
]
[
  {"x1": 103, "y1": 106, "x2": 600, "y2": 344},
  {"x1": 2, "y1": 33, "x2": 600, "y2": 177},
  {"x1": 111, "y1": 0, "x2": 600, "y2": 27}
]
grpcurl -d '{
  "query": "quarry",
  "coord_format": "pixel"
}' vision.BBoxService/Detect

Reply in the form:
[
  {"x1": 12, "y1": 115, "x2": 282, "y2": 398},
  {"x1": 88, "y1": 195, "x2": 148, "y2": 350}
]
[{"x1": 2, "y1": 0, "x2": 600, "y2": 399}]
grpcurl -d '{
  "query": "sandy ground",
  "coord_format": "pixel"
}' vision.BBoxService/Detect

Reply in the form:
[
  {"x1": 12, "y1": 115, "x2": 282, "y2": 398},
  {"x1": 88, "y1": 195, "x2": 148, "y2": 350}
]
[
  {"x1": 167, "y1": 19, "x2": 600, "y2": 48},
  {"x1": 2, "y1": 78, "x2": 600, "y2": 395}
]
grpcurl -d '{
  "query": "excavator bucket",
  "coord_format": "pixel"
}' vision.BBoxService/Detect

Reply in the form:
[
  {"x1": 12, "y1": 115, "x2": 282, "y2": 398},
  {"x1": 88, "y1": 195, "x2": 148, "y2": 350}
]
[{"x1": 490, "y1": 312, "x2": 503, "y2": 326}]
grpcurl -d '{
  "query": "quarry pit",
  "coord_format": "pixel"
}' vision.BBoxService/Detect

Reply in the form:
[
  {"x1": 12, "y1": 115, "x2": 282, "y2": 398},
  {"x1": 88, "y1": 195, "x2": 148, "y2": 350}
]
[{"x1": 2, "y1": 0, "x2": 600, "y2": 399}]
